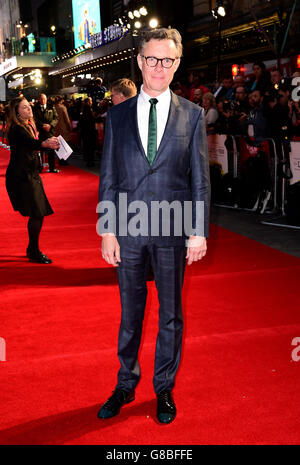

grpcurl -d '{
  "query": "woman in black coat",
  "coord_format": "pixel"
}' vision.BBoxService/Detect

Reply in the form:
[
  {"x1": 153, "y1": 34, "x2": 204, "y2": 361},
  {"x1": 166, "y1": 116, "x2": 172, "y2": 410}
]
[{"x1": 6, "y1": 97, "x2": 59, "y2": 264}]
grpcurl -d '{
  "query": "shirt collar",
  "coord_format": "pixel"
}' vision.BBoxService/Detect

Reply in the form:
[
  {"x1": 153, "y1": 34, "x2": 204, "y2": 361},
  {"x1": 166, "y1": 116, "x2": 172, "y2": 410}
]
[{"x1": 140, "y1": 85, "x2": 171, "y2": 106}]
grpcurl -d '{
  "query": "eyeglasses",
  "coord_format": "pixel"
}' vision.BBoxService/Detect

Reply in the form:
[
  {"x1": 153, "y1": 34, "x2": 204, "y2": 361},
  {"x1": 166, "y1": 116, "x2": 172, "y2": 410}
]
[{"x1": 141, "y1": 55, "x2": 178, "y2": 68}]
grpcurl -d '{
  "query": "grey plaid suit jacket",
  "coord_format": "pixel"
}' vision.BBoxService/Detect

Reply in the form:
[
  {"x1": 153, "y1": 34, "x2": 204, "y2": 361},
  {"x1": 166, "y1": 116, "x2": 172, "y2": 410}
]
[{"x1": 99, "y1": 91, "x2": 210, "y2": 248}]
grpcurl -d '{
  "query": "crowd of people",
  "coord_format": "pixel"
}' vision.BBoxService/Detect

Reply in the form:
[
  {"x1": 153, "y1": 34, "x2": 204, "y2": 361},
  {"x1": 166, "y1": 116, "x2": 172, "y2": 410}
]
[
  {"x1": 1, "y1": 62, "x2": 300, "y2": 173},
  {"x1": 172, "y1": 64, "x2": 300, "y2": 143}
]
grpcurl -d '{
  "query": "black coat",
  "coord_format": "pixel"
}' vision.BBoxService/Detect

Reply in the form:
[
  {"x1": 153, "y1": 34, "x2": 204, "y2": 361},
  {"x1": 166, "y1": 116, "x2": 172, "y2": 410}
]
[
  {"x1": 33, "y1": 104, "x2": 58, "y2": 141},
  {"x1": 6, "y1": 124, "x2": 54, "y2": 218}
]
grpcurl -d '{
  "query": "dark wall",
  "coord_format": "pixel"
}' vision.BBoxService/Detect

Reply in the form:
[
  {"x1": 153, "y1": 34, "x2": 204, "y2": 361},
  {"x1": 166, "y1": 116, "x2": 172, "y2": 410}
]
[
  {"x1": 19, "y1": 0, "x2": 33, "y2": 24},
  {"x1": 37, "y1": 0, "x2": 73, "y2": 52}
]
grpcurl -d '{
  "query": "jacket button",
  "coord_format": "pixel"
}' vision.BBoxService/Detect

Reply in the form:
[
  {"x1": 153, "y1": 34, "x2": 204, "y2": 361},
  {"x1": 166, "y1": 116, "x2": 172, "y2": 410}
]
[
  {"x1": 149, "y1": 191, "x2": 154, "y2": 197},
  {"x1": 149, "y1": 169, "x2": 154, "y2": 175}
]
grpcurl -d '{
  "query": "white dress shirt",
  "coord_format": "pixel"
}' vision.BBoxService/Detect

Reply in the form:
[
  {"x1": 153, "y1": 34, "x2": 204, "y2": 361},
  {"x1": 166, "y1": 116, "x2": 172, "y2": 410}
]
[{"x1": 137, "y1": 85, "x2": 171, "y2": 156}]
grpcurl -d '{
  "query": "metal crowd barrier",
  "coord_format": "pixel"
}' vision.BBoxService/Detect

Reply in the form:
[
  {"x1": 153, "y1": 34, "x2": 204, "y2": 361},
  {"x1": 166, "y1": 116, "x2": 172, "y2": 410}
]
[
  {"x1": 261, "y1": 139, "x2": 300, "y2": 230},
  {"x1": 209, "y1": 134, "x2": 279, "y2": 214},
  {"x1": 0, "y1": 119, "x2": 9, "y2": 148}
]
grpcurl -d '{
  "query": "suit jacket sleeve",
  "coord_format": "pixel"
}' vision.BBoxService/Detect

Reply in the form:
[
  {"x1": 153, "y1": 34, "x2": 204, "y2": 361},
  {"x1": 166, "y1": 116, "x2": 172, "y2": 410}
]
[
  {"x1": 98, "y1": 110, "x2": 118, "y2": 234},
  {"x1": 190, "y1": 107, "x2": 211, "y2": 238}
]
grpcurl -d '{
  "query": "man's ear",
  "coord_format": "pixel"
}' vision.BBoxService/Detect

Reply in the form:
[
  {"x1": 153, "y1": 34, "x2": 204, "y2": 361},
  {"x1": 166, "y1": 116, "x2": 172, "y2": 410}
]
[
  {"x1": 137, "y1": 54, "x2": 143, "y2": 71},
  {"x1": 174, "y1": 58, "x2": 181, "y2": 73}
]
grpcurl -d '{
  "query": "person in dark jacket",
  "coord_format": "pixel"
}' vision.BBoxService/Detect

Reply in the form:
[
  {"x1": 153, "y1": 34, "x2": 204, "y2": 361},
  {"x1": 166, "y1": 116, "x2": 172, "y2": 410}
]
[
  {"x1": 248, "y1": 61, "x2": 271, "y2": 95},
  {"x1": 78, "y1": 97, "x2": 97, "y2": 167},
  {"x1": 5, "y1": 97, "x2": 59, "y2": 264},
  {"x1": 33, "y1": 93, "x2": 59, "y2": 172}
]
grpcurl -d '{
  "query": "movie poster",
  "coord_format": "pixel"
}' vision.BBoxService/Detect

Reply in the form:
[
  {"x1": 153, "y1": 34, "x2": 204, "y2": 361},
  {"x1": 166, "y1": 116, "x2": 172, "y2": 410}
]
[{"x1": 72, "y1": 0, "x2": 101, "y2": 48}]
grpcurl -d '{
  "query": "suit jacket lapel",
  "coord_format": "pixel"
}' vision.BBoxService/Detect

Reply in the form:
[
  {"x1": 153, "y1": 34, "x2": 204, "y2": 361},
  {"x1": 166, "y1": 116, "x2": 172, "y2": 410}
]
[
  {"x1": 152, "y1": 91, "x2": 180, "y2": 166},
  {"x1": 128, "y1": 95, "x2": 148, "y2": 163}
]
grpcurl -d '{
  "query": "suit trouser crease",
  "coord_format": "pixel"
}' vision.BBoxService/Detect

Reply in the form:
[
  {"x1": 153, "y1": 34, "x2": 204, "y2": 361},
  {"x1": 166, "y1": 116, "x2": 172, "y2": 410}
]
[{"x1": 116, "y1": 243, "x2": 186, "y2": 394}]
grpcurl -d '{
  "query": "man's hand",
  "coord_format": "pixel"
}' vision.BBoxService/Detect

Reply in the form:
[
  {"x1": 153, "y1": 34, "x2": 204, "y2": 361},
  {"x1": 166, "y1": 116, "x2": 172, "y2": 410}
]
[
  {"x1": 43, "y1": 124, "x2": 51, "y2": 132},
  {"x1": 238, "y1": 112, "x2": 248, "y2": 122},
  {"x1": 186, "y1": 236, "x2": 207, "y2": 266},
  {"x1": 101, "y1": 235, "x2": 121, "y2": 267}
]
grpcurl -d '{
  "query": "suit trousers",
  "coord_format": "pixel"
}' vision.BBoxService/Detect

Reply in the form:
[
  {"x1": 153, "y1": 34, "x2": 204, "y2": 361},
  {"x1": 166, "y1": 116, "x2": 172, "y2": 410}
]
[
  {"x1": 41, "y1": 149, "x2": 56, "y2": 171},
  {"x1": 116, "y1": 242, "x2": 186, "y2": 394}
]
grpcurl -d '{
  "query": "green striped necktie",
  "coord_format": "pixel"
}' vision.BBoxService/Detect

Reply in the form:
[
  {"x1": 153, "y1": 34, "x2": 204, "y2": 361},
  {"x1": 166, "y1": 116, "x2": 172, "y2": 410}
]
[{"x1": 147, "y1": 98, "x2": 158, "y2": 165}]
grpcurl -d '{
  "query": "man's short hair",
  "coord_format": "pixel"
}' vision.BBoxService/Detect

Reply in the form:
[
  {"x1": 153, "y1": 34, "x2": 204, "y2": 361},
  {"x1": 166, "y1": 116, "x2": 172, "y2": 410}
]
[
  {"x1": 110, "y1": 78, "x2": 137, "y2": 99},
  {"x1": 250, "y1": 88, "x2": 262, "y2": 96},
  {"x1": 138, "y1": 28, "x2": 183, "y2": 58},
  {"x1": 95, "y1": 77, "x2": 103, "y2": 85}
]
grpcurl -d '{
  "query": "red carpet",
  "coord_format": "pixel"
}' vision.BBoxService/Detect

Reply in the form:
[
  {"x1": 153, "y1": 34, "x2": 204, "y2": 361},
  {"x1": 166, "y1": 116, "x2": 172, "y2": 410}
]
[{"x1": 0, "y1": 147, "x2": 300, "y2": 445}]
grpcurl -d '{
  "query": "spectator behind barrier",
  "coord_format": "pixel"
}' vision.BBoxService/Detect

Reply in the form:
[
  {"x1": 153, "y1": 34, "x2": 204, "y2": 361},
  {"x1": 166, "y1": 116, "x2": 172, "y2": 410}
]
[
  {"x1": 214, "y1": 76, "x2": 234, "y2": 103},
  {"x1": 248, "y1": 61, "x2": 271, "y2": 95},
  {"x1": 235, "y1": 86, "x2": 250, "y2": 113},
  {"x1": 188, "y1": 72, "x2": 210, "y2": 101},
  {"x1": 202, "y1": 92, "x2": 218, "y2": 133},
  {"x1": 214, "y1": 93, "x2": 249, "y2": 136},
  {"x1": 268, "y1": 83, "x2": 295, "y2": 142},
  {"x1": 245, "y1": 89, "x2": 270, "y2": 142},
  {"x1": 172, "y1": 81, "x2": 188, "y2": 98},
  {"x1": 192, "y1": 88, "x2": 203, "y2": 106},
  {"x1": 270, "y1": 68, "x2": 283, "y2": 88}
]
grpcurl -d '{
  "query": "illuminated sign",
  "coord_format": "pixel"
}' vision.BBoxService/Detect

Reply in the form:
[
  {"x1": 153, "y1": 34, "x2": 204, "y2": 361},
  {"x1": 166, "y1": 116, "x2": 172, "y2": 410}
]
[
  {"x1": 0, "y1": 57, "x2": 18, "y2": 76},
  {"x1": 72, "y1": 0, "x2": 101, "y2": 49},
  {"x1": 90, "y1": 24, "x2": 127, "y2": 48}
]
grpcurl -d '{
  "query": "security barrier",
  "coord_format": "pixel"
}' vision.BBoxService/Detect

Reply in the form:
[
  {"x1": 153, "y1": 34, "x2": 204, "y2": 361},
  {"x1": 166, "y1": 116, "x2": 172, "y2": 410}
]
[
  {"x1": 209, "y1": 134, "x2": 279, "y2": 214},
  {"x1": 208, "y1": 133, "x2": 300, "y2": 228}
]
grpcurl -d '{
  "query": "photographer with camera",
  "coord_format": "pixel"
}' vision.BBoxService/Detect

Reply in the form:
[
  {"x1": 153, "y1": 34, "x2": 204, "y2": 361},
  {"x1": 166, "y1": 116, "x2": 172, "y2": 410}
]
[{"x1": 214, "y1": 88, "x2": 250, "y2": 136}]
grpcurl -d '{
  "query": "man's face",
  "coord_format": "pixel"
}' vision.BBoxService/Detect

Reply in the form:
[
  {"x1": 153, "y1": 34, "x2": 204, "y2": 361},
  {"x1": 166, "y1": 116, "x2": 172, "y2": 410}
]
[
  {"x1": 137, "y1": 39, "x2": 180, "y2": 97},
  {"x1": 222, "y1": 78, "x2": 233, "y2": 89},
  {"x1": 253, "y1": 65, "x2": 262, "y2": 78},
  {"x1": 233, "y1": 76, "x2": 245, "y2": 88},
  {"x1": 111, "y1": 89, "x2": 126, "y2": 106},
  {"x1": 271, "y1": 70, "x2": 281, "y2": 85},
  {"x1": 278, "y1": 91, "x2": 289, "y2": 106},
  {"x1": 235, "y1": 86, "x2": 247, "y2": 102},
  {"x1": 39, "y1": 94, "x2": 47, "y2": 106},
  {"x1": 249, "y1": 90, "x2": 261, "y2": 108},
  {"x1": 193, "y1": 89, "x2": 202, "y2": 104}
]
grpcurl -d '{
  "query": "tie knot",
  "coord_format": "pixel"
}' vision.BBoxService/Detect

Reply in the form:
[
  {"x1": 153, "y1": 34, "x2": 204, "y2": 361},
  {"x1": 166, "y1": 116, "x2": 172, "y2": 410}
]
[{"x1": 149, "y1": 98, "x2": 158, "y2": 106}]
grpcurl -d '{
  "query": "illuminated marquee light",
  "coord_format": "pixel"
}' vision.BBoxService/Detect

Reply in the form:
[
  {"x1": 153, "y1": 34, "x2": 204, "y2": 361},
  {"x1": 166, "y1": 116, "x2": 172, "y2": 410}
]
[
  {"x1": 232, "y1": 64, "x2": 238, "y2": 77},
  {"x1": 56, "y1": 48, "x2": 135, "y2": 77}
]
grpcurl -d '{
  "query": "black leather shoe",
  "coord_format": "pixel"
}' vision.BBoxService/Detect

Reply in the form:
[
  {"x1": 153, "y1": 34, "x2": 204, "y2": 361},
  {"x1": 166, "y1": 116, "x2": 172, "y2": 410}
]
[
  {"x1": 97, "y1": 388, "x2": 135, "y2": 419},
  {"x1": 49, "y1": 169, "x2": 60, "y2": 173},
  {"x1": 157, "y1": 391, "x2": 176, "y2": 424},
  {"x1": 27, "y1": 250, "x2": 52, "y2": 264}
]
